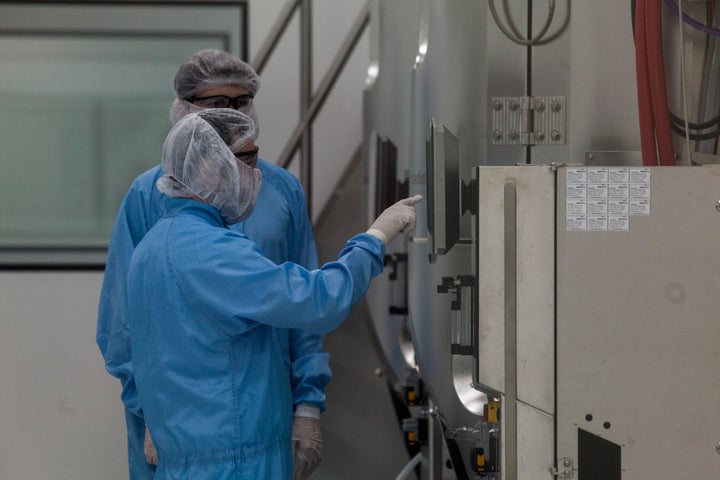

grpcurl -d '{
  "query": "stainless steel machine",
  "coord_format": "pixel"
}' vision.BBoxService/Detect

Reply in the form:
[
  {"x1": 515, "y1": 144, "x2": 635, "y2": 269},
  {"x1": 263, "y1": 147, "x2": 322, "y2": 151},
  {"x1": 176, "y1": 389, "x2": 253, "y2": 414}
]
[
  {"x1": 363, "y1": 0, "x2": 720, "y2": 478},
  {"x1": 472, "y1": 164, "x2": 720, "y2": 479}
]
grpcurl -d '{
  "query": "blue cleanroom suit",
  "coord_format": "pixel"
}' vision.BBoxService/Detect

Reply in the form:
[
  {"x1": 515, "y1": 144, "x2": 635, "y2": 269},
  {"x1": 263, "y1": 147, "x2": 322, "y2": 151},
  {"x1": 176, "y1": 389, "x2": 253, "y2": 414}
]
[
  {"x1": 96, "y1": 160, "x2": 330, "y2": 479},
  {"x1": 126, "y1": 198, "x2": 384, "y2": 479}
]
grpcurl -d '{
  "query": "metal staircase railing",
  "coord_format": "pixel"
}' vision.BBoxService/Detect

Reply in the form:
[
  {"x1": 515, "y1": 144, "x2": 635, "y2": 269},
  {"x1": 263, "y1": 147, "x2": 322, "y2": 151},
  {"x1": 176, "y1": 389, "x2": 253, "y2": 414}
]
[{"x1": 251, "y1": 0, "x2": 370, "y2": 218}]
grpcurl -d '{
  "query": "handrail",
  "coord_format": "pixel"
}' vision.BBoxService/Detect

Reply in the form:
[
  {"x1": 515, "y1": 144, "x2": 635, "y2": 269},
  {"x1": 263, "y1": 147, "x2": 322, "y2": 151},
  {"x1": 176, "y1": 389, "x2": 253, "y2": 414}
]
[
  {"x1": 251, "y1": 0, "x2": 300, "y2": 75},
  {"x1": 276, "y1": 3, "x2": 370, "y2": 170},
  {"x1": 300, "y1": 0, "x2": 313, "y2": 215},
  {"x1": 249, "y1": 0, "x2": 370, "y2": 218}
]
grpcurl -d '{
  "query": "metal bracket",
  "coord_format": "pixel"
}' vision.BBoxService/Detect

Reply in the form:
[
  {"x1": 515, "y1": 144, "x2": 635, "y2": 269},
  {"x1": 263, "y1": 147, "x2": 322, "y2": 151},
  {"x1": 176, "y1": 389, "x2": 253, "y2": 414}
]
[
  {"x1": 491, "y1": 96, "x2": 567, "y2": 146},
  {"x1": 437, "y1": 276, "x2": 476, "y2": 356},
  {"x1": 550, "y1": 458, "x2": 575, "y2": 478}
]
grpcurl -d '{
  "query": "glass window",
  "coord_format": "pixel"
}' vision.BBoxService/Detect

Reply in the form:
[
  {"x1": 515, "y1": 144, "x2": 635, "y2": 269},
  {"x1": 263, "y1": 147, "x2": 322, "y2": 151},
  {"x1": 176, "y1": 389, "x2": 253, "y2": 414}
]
[{"x1": 0, "y1": 1, "x2": 247, "y2": 267}]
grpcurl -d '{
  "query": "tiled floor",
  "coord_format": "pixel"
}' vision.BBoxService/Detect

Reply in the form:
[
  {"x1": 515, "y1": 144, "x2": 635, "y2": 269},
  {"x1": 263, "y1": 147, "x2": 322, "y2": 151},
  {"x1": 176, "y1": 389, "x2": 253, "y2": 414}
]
[{"x1": 311, "y1": 153, "x2": 412, "y2": 479}]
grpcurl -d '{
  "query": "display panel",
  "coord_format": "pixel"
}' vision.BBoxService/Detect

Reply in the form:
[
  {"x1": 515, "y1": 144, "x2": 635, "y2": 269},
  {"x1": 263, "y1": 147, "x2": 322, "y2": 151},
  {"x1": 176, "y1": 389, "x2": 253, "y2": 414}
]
[
  {"x1": 425, "y1": 116, "x2": 459, "y2": 260},
  {"x1": 374, "y1": 136, "x2": 398, "y2": 217}
]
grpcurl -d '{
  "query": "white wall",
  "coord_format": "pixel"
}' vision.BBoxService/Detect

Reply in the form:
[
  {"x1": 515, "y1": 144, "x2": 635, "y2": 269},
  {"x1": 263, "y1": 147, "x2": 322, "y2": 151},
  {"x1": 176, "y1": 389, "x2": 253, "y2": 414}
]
[
  {"x1": 0, "y1": 1, "x2": 369, "y2": 479},
  {"x1": 0, "y1": 272, "x2": 128, "y2": 479}
]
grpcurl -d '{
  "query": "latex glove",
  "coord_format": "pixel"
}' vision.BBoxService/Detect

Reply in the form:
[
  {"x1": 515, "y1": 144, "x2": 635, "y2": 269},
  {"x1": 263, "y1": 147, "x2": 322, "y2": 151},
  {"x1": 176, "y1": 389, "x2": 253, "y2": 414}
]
[
  {"x1": 292, "y1": 417, "x2": 323, "y2": 480},
  {"x1": 144, "y1": 426, "x2": 159, "y2": 465},
  {"x1": 367, "y1": 195, "x2": 423, "y2": 244}
]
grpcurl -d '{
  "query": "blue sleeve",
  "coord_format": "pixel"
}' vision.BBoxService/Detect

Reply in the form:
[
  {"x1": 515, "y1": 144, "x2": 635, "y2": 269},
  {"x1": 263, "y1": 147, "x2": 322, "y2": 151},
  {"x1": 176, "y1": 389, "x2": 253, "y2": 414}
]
[
  {"x1": 258, "y1": 166, "x2": 332, "y2": 411},
  {"x1": 284, "y1": 176, "x2": 332, "y2": 410},
  {"x1": 97, "y1": 167, "x2": 165, "y2": 417},
  {"x1": 172, "y1": 231, "x2": 385, "y2": 337}
]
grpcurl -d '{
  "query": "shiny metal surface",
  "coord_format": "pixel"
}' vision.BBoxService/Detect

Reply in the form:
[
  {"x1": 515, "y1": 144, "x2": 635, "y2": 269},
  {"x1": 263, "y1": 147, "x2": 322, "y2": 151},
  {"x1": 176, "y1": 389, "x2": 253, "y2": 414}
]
[
  {"x1": 406, "y1": 0, "x2": 490, "y2": 433},
  {"x1": 364, "y1": 1, "x2": 719, "y2": 478},
  {"x1": 362, "y1": 0, "x2": 421, "y2": 386}
]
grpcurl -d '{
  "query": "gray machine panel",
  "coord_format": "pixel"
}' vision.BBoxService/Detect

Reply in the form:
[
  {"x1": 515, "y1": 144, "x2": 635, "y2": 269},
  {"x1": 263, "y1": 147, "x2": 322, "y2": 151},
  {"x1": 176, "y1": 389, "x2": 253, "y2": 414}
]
[
  {"x1": 476, "y1": 165, "x2": 556, "y2": 412},
  {"x1": 556, "y1": 165, "x2": 720, "y2": 479},
  {"x1": 475, "y1": 165, "x2": 556, "y2": 480}
]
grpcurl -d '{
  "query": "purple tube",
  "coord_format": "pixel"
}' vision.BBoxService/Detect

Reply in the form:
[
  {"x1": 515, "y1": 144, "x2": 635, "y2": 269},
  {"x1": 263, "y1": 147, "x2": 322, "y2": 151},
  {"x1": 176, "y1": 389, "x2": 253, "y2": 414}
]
[{"x1": 663, "y1": 0, "x2": 720, "y2": 37}]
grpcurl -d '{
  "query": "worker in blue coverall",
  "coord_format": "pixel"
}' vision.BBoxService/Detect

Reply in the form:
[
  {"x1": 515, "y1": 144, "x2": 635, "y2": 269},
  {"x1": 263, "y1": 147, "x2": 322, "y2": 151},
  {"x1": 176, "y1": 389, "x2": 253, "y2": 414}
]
[
  {"x1": 125, "y1": 108, "x2": 421, "y2": 479},
  {"x1": 97, "y1": 49, "x2": 326, "y2": 479}
]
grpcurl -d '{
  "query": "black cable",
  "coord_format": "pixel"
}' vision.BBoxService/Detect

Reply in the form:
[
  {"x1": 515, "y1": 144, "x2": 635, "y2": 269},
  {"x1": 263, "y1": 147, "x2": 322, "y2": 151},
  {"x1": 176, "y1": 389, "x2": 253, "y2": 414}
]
[
  {"x1": 670, "y1": 121, "x2": 720, "y2": 140},
  {"x1": 670, "y1": 111, "x2": 720, "y2": 130}
]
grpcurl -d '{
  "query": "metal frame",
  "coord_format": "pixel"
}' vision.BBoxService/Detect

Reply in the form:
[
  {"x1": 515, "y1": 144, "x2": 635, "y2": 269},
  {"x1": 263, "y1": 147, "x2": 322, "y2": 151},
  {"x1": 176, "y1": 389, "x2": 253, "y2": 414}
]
[
  {"x1": 0, "y1": 0, "x2": 248, "y2": 59},
  {"x1": 251, "y1": 0, "x2": 370, "y2": 218},
  {"x1": 0, "y1": 0, "x2": 248, "y2": 269}
]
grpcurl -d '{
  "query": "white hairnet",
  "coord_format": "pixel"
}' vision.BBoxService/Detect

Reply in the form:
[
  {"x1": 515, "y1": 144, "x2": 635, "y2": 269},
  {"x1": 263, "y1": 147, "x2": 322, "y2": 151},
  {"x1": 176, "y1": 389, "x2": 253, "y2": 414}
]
[
  {"x1": 169, "y1": 49, "x2": 260, "y2": 136},
  {"x1": 157, "y1": 109, "x2": 262, "y2": 225},
  {"x1": 174, "y1": 49, "x2": 259, "y2": 99}
]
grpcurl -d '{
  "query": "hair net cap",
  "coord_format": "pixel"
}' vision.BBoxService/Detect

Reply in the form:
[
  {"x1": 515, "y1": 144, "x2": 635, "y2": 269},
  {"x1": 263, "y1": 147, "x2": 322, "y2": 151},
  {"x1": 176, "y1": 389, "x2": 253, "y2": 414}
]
[
  {"x1": 157, "y1": 109, "x2": 262, "y2": 224},
  {"x1": 174, "y1": 49, "x2": 260, "y2": 100},
  {"x1": 169, "y1": 49, "x2": 261, "y2": 134}
]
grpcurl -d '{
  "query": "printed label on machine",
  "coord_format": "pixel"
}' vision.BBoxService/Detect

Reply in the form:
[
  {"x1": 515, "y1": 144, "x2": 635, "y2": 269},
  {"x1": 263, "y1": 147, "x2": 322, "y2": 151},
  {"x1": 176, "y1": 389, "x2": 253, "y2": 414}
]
[
  {"x1": 565, "y1": 167, "x2": 651, "y2": 231},
  {"x1": 608, "y1": 199, "x2": 629, "y2": 215}
]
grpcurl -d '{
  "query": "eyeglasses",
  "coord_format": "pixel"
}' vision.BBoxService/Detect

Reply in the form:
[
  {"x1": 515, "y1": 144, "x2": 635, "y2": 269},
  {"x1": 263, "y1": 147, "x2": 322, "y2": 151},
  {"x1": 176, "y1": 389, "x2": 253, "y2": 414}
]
[
  {"x1": 187, "y1": 94, "x2": 254, "y2": 110},
  {"x1": 235, "y1": 147, "x2": 259, "y2": 167}
]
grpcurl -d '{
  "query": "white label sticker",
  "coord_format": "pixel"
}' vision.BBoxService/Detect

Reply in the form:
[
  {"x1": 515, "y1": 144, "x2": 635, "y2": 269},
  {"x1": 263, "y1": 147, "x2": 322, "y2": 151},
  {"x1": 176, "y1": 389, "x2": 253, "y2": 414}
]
[
  {"x1": 587, "y1": 200, "x2": 608, "y2": 214},
  {"x1": 629, "y1": 184, "x2": 651, "y2": 198},
  {"x1": 587, "y1": 167, "x2": 608, "y2": 183},
  {"x1": 567, "y1": 184, "x2": 587, "y2": 198},
  {"x1": 608, "y1": 168, "x2": 630, "y2": 183},
  {"x1": 629, "y1": 199, "x2": 651, "y2": 215},
  {"x1": 587, "y1": 215, "x2": 608, "y2": 231},
  {"x1": 566, "y1": 215, "x2": 587, "y2": 231},
  {"x1": 566, "y1": 167, "x2": 587, "y2": 184},
  {"x1": 587, "y1": 184, "x2": 608, "y2": 198},
  {"x1": 608, "y1": 184, "x2": 629, "y2": 198},
  {"x1": 608, "y1": 215, "x2": 629, "y2": 231},
  {"x1": 608, "y1": 199, "x2": 629, "y2": 215},
  {"x1": 629, "y1": 168, "x2": 651, "y2": 183},
  {"x1": 566, "y1": 200, "x2": 587, "y2": 215},
  {"x1": 566, "y1": 167, "x2": 651, "y2": 231}
]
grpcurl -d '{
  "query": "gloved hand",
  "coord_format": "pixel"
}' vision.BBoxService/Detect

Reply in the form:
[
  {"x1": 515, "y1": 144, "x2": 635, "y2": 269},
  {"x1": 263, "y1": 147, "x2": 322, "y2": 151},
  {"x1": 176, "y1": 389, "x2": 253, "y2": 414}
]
[
  {"x1": 367, "y1": 195, "x2": 423, "y2": 245},
  {"x1": 144, "y1": 426, "x2": 159, "y2": 465},
  {"x1": 292, "y1": 416, "x2": 323, "y2": 480}
]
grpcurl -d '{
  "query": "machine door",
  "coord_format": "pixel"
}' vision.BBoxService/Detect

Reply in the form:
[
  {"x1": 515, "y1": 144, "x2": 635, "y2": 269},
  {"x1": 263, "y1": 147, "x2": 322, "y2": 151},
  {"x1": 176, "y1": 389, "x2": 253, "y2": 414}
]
[
  {"x1": 476, "y1": 165, "x2": 556, "y2": 479},
  {"x1": 556, "y1": 165, "x2": 720, "y2": 479}
]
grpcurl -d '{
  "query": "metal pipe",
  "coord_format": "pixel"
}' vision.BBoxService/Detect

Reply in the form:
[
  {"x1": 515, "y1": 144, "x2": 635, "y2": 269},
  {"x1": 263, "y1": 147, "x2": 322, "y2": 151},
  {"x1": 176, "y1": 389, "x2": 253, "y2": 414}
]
[
  {"x1": 251, "y1": 0, "x2": 300, "y2": 74},
  {"x1": 503, "y1": 180, "x2": 518, "y2": 480},
  {"x1": 300, "y1": 0, "x2": 313, "y2": 216},
  {"x1": 277, "y1": 1, "x2": 370, "y2": 173},
  {"x1": 394, "y1": 452, "x2": 423, "y2": 480}
]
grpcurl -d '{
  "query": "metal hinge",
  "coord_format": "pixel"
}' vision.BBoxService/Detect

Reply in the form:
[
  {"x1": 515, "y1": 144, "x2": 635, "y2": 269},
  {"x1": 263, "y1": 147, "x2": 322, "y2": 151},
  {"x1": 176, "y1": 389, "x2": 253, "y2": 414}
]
[
  {"x1": 550, "y1": 458, "x2": 574, "y2": 478},
  {"x1": 490, "y1": 96, "x2": 567, "y2": 146}
]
